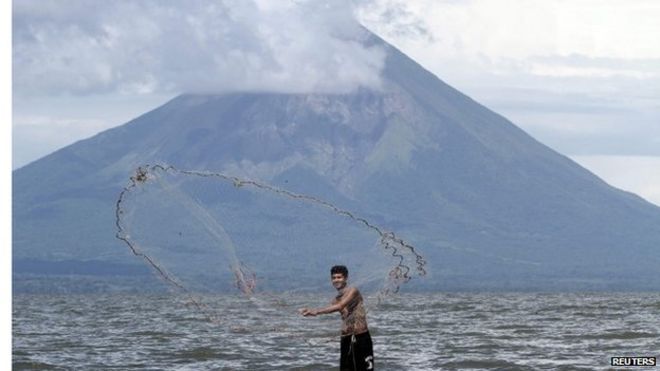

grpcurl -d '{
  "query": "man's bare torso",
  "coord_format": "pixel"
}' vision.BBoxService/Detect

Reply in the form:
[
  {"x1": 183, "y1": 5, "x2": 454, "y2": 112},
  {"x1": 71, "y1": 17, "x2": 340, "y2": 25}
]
[{"x1": 334, "y1": 287, "x2": 368, "y2": 335}]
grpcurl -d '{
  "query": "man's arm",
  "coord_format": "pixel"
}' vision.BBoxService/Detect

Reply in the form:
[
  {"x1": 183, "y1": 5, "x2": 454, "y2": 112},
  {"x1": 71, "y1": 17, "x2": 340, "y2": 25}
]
[{"x1": 299, "y1": 287, "x2": 358, "y2": 317}]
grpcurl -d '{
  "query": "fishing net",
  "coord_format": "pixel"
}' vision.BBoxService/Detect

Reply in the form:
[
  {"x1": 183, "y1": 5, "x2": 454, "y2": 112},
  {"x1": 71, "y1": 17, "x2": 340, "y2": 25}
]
[{"x1": 115, "y1": 164, "x2": 426, "y2": 324}]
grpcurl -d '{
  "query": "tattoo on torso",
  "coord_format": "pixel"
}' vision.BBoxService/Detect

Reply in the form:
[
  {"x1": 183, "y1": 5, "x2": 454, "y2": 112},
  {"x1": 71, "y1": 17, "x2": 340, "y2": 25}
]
[{"x1": 335, "y1": 287, "x2": 368, "y2": 335}]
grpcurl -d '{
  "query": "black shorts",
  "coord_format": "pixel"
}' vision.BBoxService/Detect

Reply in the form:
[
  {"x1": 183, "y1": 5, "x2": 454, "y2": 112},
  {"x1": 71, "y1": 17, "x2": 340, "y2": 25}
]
[{"x1": 340, "y1": 331, "x2": 374, "y2": 371}]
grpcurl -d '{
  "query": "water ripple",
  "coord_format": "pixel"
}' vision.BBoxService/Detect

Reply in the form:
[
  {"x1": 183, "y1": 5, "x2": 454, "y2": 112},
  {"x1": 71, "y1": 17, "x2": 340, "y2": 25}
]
[{"x1": 13, "y1": 293, "x2": 660, "y2": 370}]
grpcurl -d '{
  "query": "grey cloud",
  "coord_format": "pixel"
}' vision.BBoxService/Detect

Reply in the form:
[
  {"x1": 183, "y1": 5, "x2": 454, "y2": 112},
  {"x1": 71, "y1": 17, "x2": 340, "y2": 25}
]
[
  {"x1": 13, "y1": 0, "x2": 387, "y2": 96},
  {"x1": 444, "y1": 59, "x2": 660, "y2": 158},
  {"x1": 491, "y1": 97, "x2": 660, "y2": 157}
]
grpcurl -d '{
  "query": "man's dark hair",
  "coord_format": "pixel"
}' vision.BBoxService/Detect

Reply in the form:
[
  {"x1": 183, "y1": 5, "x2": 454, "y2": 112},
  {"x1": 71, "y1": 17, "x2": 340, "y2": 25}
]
[{"x1": 331, "y1": 265, "x2": 348, "y2": 277}]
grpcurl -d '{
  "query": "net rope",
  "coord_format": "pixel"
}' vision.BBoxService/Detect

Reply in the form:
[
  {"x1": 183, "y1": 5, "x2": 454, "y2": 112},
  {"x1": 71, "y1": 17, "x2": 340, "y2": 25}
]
[{"x1": 115, "y1": 164, "x2": 427, "y2": 324}]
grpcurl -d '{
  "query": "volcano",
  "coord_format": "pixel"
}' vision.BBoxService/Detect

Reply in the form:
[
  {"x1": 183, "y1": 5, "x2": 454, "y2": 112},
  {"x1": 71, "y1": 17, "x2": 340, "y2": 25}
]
[{"x1": 13, "y1": 33, "x2": 660, "y2": 292}]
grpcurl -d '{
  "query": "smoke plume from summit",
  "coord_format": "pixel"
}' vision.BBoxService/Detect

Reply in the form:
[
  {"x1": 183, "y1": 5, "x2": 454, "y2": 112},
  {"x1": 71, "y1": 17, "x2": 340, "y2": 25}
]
[{"x1": 13, "y1": 0, "x2": 386, "y2": 96}]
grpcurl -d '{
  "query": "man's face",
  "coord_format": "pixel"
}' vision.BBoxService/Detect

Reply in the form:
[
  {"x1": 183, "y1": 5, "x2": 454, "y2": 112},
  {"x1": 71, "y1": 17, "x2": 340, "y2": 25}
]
[{"x1": 331, "y1": 273, "x2": 347, "y2": 290}]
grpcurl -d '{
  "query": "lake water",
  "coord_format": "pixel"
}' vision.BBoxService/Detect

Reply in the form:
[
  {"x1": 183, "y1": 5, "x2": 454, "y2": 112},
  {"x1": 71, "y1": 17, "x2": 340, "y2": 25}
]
[{"x1": 13, "y1": 292, "x2": 660, "y2": 370}]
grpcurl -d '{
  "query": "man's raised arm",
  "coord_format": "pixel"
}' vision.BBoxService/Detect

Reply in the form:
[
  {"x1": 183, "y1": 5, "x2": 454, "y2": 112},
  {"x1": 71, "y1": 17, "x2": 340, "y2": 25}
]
[{"x1": 299, "y1": 287, "x2": 358, "y2": 317}]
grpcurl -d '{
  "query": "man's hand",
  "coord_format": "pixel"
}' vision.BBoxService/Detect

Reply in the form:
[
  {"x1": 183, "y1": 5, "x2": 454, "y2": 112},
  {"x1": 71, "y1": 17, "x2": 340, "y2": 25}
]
[{"x1": 298, "y1": 308, "x2": 317, "y2": 317}]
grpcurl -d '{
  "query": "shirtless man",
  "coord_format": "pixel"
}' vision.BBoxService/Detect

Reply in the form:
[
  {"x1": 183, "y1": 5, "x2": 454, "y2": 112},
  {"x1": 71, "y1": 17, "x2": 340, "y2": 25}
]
[{"x1": 300, "y1": 265, "x2": 374, "y2": 371}]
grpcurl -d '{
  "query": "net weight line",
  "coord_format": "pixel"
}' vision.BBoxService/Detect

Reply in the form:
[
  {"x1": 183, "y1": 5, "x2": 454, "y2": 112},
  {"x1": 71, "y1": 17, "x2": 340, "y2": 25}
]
[
  {"x1": 115, "y1": 164, "x2": 427, "y2": 319},
  {"x1": 115, "y1": 168, "x2": 225, "y2": 323}
]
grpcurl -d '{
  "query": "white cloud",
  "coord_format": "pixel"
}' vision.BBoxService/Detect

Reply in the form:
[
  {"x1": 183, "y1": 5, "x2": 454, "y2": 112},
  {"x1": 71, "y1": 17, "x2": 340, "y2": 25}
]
[
  {"x1": 13, "y1": 0, "x2": 386, "y2": 96},
  {"x1": 358, "y1": 0, "x2": 660, "y2": 62},
  {"x1": 555, "y1": 0, "x2": 660, "y2": 59}
]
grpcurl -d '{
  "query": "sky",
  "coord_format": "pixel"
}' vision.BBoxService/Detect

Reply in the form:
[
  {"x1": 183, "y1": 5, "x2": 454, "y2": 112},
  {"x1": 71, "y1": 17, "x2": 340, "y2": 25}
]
[{"x1": 11, "y1": 0, "x2": 660, "y2": 206}]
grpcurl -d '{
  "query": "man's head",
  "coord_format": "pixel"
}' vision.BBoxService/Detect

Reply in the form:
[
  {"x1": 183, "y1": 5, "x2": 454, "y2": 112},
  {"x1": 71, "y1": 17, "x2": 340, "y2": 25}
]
[{"x1": 330, "y1": 265, "x2": 348, "y2": 290}]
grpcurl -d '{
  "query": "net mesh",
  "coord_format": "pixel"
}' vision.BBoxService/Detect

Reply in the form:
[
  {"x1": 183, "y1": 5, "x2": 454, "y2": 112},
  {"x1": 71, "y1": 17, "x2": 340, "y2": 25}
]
[{"x1": 115, "y1": 164, "x2": 426, "y2": 323}]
